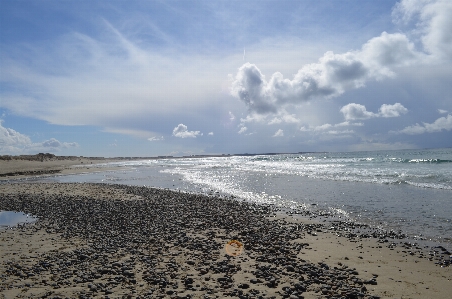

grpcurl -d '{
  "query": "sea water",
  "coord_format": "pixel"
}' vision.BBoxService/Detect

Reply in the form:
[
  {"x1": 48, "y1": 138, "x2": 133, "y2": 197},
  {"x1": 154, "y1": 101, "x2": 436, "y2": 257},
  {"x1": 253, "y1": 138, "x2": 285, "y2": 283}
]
[{"x1": 33, "y1": 148, "x2": 452, "y2": 244}]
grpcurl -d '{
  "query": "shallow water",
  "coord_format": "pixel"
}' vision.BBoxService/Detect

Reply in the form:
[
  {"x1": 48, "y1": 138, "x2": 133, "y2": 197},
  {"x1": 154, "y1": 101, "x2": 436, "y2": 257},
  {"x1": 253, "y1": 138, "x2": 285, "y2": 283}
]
[
  {"x1": 9, "y1": 148, "x2": 452, "y2": 246},
  {"x1": 0, "y1": 211, "x2": 37, "y2": 228}
]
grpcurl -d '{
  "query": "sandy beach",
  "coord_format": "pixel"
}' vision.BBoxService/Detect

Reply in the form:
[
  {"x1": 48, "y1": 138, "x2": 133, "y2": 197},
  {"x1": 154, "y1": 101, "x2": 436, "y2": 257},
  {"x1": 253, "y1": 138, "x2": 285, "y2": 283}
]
[
  {"x1": 1, "y1": 178, "x2": 451, "y2": 299},
  {"x1": 0, "y1": 154, "x2": 132, "y2": 180}
]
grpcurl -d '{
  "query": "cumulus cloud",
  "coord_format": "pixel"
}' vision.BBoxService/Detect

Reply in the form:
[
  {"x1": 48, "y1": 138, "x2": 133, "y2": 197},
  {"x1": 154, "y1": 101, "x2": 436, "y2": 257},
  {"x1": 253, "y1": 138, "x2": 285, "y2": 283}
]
[
  {"x1": 148, "y1": 136, "x2": 164, "y2": 141},
  {"x1": 238, "y1": 127, "x2": 247, "y2": 134},
  {"x1": 231, "y1": 0, "x2": 452, "y2": 115},
  {"x1": 392, "y1": 0, "x2": 452, "y2": 59},
  {"x1": 340, "y1": 104, "x2": 377, "y2": 121},
  {"x1": 273, "y1": 129, "x2": 284, "y2": 137},
  {"x1": 438, "y1": 109, "x2": 448, "y2": 114},
  {"x1": 0, "y1": 121, "x2": 31, "y2": 148},
  {"x1": 378, "y1": 103, "x2": 409, "y2": 117},
  {"x1": 0, "y1": 121, "x2": 78, "y2": 154},
  {"x1": 208, "y1": 132, "x2": 214, "y2": 136},
  {"x1": 396, "y1": 114, "x2": 452, "y2": 134},
  {"x1": 340, "y1": 103, "x2": 407, "y2": 120},
  {"x1": 231, "y1": 32, "x2": 419, "y2": 115},
  {"x1": 172, "y1": 124, "x2": 202, "y2": 138}
]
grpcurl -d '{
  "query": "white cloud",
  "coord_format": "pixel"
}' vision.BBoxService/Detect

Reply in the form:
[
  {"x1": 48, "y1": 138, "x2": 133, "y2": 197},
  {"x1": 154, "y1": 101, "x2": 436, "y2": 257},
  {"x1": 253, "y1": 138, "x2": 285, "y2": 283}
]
[
  {"x1": 327, "y1": 130, "x2": 355, "y2": 135},
  {"x1": 148, "y1": 136, "x2": 164, "y2": 141},
  {"x1": 300, "y1": 121, "x2": 363, "y2": 132},
  {"x1": 314, "y1": 123, "x2": 333, "y2": 131},
  {"x1": 208, "y1": 132, "x2": 214, "y2": 136},
  {"x1": 229, "y1": 111, "x2": 235, "y2": 121},
  {"x1": 378, "y1": 103, "x2": 408, "y2": 117},
  {"x1": 0, "y1": 22, "x2": 229, "y2": 130},
  {"x1": 172, "y1": 124, "x2": 202, "y2": 138},
  {"x1": 393, "y1": 0, "x2": 452, "y2": 59},
  {"x1": 396, "y1": 114, "x2": 452, "y2": 134},
  {"x1": 238, "y1": 127, "x2": 247, "y2": 134},
  {"x1": 231, "y1": 32, "x2": 420, "y2": 115},
  {"x1": 104, "y1": 128, "x2": 159, "y2": 139},
  {"x1": 231, "y1": 0, "x2": 452, "y2": 116},
  {"x1": 0, "y1": 121, "x2": 31, "y2": 148},
  {"x1": 340, "y1": 103, "x2": 376, "y2": 120},
  {"x1": 41, "y1": 138, "x2": 78, "y2": 149},
  {"x1": 340, "y1": 103, "x2": 407, "y2": 120},
  {"x1": 1, "y1": 0, "x2": 451, "y2": 154},
  {"x1": 239, "y1": 114, "x2": 267, "y2": 125},
  {"x1": 268, "y1": 113, "x2": 300, "y2": 125},
  {"x1": 268, "y1": 117, "x2": 282, "y2": 125},
  {"x1": 438, "y1": 109, "x2": 448, "y2": 114},
  {"x1": 0, "y1": 121, "x2": 78, "y2": 154},
  {"x1": 336, "y1": 121, "x2": 364, "y2": 127},
  {"x1": 273, "y1": 129, "x2": 284, "y2": 137}
]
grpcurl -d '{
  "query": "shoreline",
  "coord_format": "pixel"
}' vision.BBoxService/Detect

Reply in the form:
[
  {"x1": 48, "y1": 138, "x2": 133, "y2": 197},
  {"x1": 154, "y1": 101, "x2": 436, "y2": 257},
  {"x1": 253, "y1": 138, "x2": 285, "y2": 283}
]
[
  {"x1": 0, "y1": 152, "x2": 325, "y2": 181},
  {"x1": 0, "y1": 157, "x2": 132, "y2": 181},
  {"x1": 1, "y1": 182, "x2": 451, "y2": 298}
]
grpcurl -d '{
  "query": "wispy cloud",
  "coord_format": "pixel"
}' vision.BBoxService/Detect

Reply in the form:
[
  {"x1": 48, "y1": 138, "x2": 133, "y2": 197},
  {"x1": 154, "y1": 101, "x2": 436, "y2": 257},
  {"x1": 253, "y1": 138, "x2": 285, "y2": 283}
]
[
  {"x1": 229, "y1": 111, "x2": 235, "y2": 121},
  {"x1": 273, "y1": 129, "x2": 284, "y2": 137},
  {"x1": 148, "y1": 136, "x2": 164, "y2": 141},
  {"x1": 0, "y1": 21, "x2": 229, "y2": 132},
  {"x1": 268, "y1": 113, "x2": 300, "y2": 125},
  {"x1": 238, "y1": 127, "x2": 247, "y2": 134},
  {"x1": 300, "y1": 121, "x2": 363, "y2": 132}
]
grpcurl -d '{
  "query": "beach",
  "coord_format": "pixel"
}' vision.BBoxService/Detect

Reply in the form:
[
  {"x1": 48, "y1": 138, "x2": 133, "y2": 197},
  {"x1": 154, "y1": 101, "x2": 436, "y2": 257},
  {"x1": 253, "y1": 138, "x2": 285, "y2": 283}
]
[
  {"x1": 0, "y1": 154, "x2": 137, "y2": 181},
  {"x1": 1, "y1": 175, "x2": 451, "y2": 298}
]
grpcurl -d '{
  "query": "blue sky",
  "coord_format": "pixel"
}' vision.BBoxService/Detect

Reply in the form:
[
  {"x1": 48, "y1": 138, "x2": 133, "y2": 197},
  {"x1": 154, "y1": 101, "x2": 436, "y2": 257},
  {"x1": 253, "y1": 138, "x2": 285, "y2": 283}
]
[{"x1": 1, "y1": 0, "x2": 451, "y2": 156}]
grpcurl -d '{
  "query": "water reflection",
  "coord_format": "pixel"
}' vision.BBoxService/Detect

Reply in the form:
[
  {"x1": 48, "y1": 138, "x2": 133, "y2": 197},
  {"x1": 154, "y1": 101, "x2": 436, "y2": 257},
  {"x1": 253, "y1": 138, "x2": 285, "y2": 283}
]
[{"x1": 0, "y1": 211, "x2": 37, "y2": 228}]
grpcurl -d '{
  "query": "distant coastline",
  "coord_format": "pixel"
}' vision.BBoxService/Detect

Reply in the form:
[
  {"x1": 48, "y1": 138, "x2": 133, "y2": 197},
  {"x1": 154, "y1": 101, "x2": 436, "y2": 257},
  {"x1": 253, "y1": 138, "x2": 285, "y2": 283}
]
[
  {"x1": 0, "y1": 153, "x2": 125, "y2": 179},
  {"x1": 0, "y1": 152, "x2": 316, "y2": 179},
  {"x1": 1, "y1": 151, "x2": 322, "y2": 162},
  {"x1": 0, "y1": 152, "x2": 325, "y2": 179}
]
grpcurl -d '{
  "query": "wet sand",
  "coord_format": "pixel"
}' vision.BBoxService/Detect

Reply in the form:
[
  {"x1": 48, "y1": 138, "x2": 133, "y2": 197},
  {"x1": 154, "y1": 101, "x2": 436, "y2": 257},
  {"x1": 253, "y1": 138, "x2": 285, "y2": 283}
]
[
  {"x1": 0, "y1": 157, "x2": 128, "y2": 180},
  {"x1": 1, "y1": 182, "x2": 451, "y2": 299}
]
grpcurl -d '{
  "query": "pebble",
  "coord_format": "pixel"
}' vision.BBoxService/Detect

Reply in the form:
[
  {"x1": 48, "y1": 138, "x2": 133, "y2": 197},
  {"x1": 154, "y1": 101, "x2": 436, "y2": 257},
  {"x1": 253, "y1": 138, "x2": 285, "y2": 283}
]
[{"x1": 0, "y1": 182, "x2": 450, "y2": 298}]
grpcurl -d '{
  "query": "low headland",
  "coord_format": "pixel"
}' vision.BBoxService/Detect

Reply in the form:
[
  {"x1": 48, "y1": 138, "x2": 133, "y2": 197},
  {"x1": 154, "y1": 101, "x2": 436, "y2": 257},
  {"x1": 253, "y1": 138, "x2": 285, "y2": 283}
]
[{"x1": 0, "y1": 157, "x2": 451, "y2": 298}]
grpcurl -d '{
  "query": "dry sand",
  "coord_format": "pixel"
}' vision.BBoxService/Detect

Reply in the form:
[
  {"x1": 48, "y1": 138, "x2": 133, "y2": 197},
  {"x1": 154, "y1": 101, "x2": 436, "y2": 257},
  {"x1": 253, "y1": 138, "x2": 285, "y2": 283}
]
[{"x1": 0, "y1": 169, "x2": 451, "y2": 298}]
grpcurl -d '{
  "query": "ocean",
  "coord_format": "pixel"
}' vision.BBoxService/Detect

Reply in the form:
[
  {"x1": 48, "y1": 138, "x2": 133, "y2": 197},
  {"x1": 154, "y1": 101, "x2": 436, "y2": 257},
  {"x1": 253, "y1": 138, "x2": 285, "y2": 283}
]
[{"x1": 38, "y1": 148, "x2": 452, "y2": 246}]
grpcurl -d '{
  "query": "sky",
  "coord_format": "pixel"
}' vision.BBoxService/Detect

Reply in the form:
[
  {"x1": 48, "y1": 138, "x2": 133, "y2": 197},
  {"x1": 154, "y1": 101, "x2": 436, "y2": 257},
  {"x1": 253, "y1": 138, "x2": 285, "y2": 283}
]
[{"x1": 1, "y1": 0, "x2": 451, "y2": 157}]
